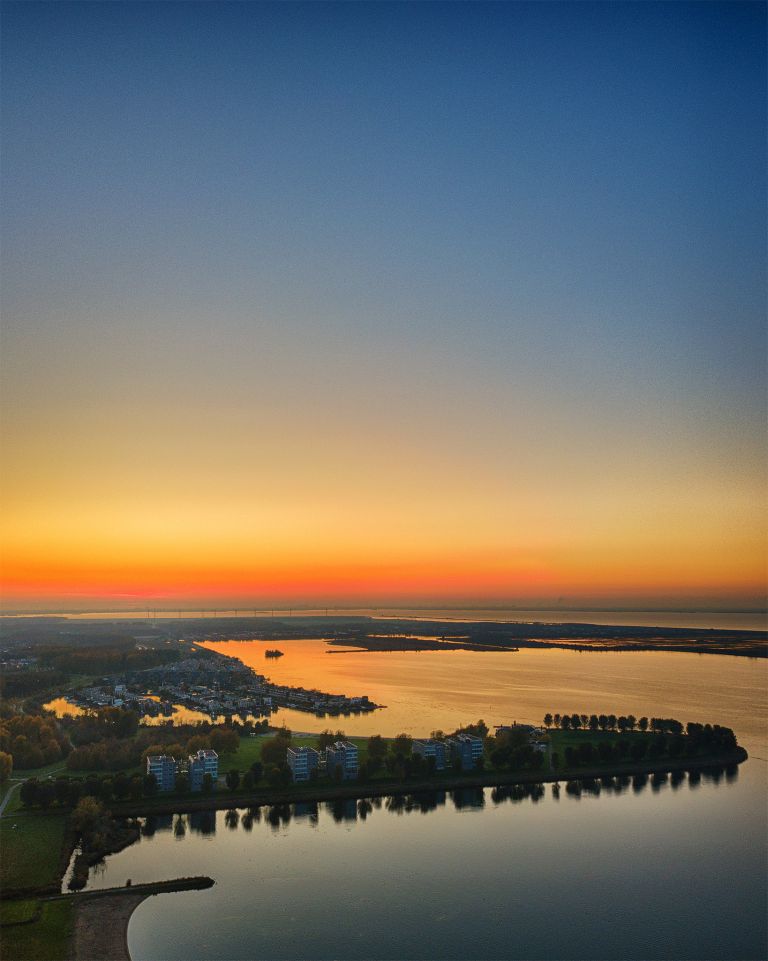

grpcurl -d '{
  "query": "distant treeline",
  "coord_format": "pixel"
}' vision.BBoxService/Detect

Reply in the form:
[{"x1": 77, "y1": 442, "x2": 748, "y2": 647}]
[{"x1": 37, "y1": 644, "x2": 180, "y2": 674}]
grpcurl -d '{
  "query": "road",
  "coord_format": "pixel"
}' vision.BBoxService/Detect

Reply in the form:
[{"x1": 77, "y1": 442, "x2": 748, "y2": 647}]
[{"x1": 0, "y1": 764, "x2": 67, "y2": 818}]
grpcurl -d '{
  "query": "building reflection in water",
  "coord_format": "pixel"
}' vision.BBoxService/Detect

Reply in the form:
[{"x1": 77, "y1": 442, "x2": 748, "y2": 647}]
[{"x1": 130, "y1": 766, "x2": 736, "y2": 844}]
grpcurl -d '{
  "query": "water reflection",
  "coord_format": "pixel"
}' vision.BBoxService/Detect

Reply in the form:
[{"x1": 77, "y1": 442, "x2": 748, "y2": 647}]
[{"x1": 122, "y1": 766, "x2": 738, "y2": 850}]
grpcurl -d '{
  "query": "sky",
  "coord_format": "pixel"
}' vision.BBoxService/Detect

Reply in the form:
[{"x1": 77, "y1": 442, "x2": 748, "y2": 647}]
[{"x1": 1, "y1": 1, "x2": 766, "y2": 612}]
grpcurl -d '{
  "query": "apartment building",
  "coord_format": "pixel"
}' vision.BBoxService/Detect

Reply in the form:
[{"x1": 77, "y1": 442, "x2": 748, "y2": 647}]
[
  {"x1": 286, "y1": 745, "x2": 320, "y2": 783},
  {"x1": 446, "y1": 734, "x2": 484, "y2": 771},
  {"x1": 412, "y1": 738, "x2": 448, "y2": 771},
  {"x1": 325, "y1": 740, "x2": 359, "y2": 780},
  {"x1": 146, "y1": 754, "x2": 177, "y2": 791},
  {"x1": 188, "y1": 749, "x2": 219, "y2": 791}
]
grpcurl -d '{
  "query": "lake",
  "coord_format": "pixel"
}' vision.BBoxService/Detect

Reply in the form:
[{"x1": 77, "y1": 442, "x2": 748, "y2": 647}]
[{"x1": 80, "y1": 643, "x2": 767, "y2": 960}]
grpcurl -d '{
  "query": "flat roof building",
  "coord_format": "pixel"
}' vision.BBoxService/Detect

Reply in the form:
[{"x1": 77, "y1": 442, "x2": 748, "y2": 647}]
[
  {"x1": 446, "y1": 734, "x2": 484, "y2": 772},
  {"x1": 147, "y1": 754, "x2": 177, "y2": 792},
  {"x1": 287, "y1": 746, "x2": 320, "y2": 783},
  {"x1": 188, "y1": 749, "x2": 219, "y2": 791},
  {"x1": 326, "y1": 740, "x2": 359, "y2": 780},
  {"x1": 412, "y1": 738, "x2": 448, "y2": 771}
]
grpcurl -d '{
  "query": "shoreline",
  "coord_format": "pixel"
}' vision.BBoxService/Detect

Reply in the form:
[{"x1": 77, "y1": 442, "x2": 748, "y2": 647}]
[
  {"x1": 66, "y1": 878, "x2": 214, "y2": 961},
  {"x1": 72, "y1": 893, "x2": 148, "y2": 961},
  {"x1": 69, "y1": 749, "x2": 746, "y2": 961},
  {"x1": 112, "y1": 746, "x2": 748, "y2": 817}
]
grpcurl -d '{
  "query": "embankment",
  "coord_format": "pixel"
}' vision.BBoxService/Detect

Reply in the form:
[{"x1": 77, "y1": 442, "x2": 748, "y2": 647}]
[
  {"x1": 62, "y1": 877, "x2": 214, "y2": 961},
  {"x1": 112, "y1": 746, "x2": 748, "y2": 816}
]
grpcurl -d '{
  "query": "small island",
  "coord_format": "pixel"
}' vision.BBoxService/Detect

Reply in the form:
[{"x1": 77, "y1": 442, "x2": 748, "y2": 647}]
[{"x1": 264, "y1": 649, "x2": 284, "y2": 659}]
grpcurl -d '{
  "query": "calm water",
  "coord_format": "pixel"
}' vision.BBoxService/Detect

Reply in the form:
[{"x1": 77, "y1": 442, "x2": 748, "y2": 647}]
[
  {"x1": 200, "y1": 640, "x2": 768, "y2": 740},
  {"x1": 77, "y1": 645, "x2": 767, "y2": 961}
]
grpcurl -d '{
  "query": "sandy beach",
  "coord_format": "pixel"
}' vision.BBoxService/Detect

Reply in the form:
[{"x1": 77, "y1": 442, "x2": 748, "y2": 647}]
[{"x1": 72, "y1": 895, "x2": 148, "y2": 961}]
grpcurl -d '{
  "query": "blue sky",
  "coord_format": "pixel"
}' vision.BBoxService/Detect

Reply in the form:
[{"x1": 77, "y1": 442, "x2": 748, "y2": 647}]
[{"x1": 1, "y1": 2, "x2": 766, "y2": 609}]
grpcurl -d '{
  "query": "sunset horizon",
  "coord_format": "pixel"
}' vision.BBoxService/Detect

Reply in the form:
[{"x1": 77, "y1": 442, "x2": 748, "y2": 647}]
[{"x1": 0, "y1": 5, "x2": 765, "y2": 960}]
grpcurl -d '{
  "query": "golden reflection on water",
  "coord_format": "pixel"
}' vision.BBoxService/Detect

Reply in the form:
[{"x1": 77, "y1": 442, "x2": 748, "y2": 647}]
[
  {"x1": 200, "y1": 639, "x2": 767, "y2": 751},
  {"x1": 43, "y1": 696, "x2": 85, "y2": 717}
]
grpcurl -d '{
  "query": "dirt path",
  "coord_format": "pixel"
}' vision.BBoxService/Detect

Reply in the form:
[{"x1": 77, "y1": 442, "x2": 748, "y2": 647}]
[{"x1": 71, "y1": 894, "x2": 149, "y2": 961}]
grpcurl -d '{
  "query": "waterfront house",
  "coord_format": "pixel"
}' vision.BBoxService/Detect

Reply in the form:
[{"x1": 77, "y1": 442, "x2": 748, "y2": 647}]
[
  {"x1": 325, "y1": 740, "x2": 359, "y2": 780},
  {"x1": 286, "y1": 745, "x2": 320, "y2": 782},
  {"x1": 147, "y1": 754, "x2": 177, "y2": 791},
  {"x1": 412, "y1": 738, "x2": 448, "y2": 771}
]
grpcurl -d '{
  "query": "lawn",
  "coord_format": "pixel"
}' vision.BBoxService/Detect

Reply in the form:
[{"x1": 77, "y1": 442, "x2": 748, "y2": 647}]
[
  {"x1": 218, "y1": 733, "x2": 375, "y2": 772},
  {"x1": 0, "y1": 899, "x2": 74, "y2": 961},
  {"x1": 0, "y1": 813, "x2": 68, "y2": 891},
  {"x1": 0, "y1": 900, "x2": 39, "y2": 925}
]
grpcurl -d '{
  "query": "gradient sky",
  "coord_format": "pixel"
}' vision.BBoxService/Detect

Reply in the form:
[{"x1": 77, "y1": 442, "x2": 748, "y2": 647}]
[{"x1": 1, "y1": 1, "x2": 766, "y2": 611}]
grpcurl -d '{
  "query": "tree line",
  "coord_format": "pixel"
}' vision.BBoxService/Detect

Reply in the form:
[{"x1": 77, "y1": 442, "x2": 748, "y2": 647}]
[{"x1": 542, "y1": 712, "x2": 737, "y2": 745}]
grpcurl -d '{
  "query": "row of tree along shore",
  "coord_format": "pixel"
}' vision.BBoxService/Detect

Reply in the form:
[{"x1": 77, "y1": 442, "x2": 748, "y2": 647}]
[
  {"x1": 102, "y1": 745, "x2": 748, "y2": 817},
  {"x1": 15, "y1": 714, "x2": 743, "y2": 814}
]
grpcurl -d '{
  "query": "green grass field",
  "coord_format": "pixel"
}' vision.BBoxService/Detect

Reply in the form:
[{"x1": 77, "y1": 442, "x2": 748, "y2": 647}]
[
  {"x1": 0, "y1": 900, "x2": 39, "y2": 925},
  {"x1": 0, "y1": 813, "x2": 68, "y2": 891},
  {"x1": 0, "y1": 899, "x2": 74, "y2": 961},
  {"x1": 218, "y1": 733, "x2": 374, "y2": 772}
]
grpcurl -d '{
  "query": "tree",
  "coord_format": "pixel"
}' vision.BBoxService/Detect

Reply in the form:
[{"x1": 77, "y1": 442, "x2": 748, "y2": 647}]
[
  {"x1": 38, "y1": 781, "x2": 56, "y2": 809},
  {"x1": 626, "y1": 715, "x2": 637, "y2": 732},
  {"x1": 67, "y1": 779, "x2": 83, "y2": 807},
  {"x1": 54, "y1": 777, "x2": 71, "y2": 807},
  {"x1": 571, "y1": 714, "x2": 581, "y2": 730},
  {"x1": 261, "y1": 733, "x2": 292, "y2": 767},
  {"x1": 249, "y1": 761, "x2": 263, "y2": 783},
  {"x1": 202, "y1": 772, "x2": 214, "y2": 794},
  {"x1": 561, "y1": 715, "x2": 571, "y2": 731},
  {"x1": 588, "y1": 715, "x2": 599, "y2": 731},
  {"x1": 71, "y1": 797, "x2": 106, "y2": 836},
  {"x1": 543, "y1": 713, "x2": 553, "y2": 729},
  {"x1": 367, "y1": 735, "x2": 387, "y2": 760},
  {"x1": 186, "y1": 734, "x2": 211, "y2": 755},
  {"x1": 638, "y1": 717, "x2": 648, "y2": 733},
  {"x1": 242, "y1": 770, "x2": 255, "y2": 791},
  {"x1": 392, "y1": 734, "x2": 412, "y2": 757},
  {"x1": 0, "y1": 752, "x2": 12, "y2": 782},
  {"x1": 99, "y1": 778, "x2": 114, "y2": 803},
  {"x1": 225, "y1": 769, "x2": 240, "y2": 792},
  {"x1": 318, "y1": 729, "x2": 344, "y2": 751},
  {"x1": 20, "y1": 777, "x2": 40, "y2": 807},
  {"x1": 175, "y1": 772, "x2": 189, "y2": 794},
  {"x1": 143, "y1": 773, "x2": 158, "y2": 796},
  {"x1": 210, "y1": 728, "x2": 239, "y2": 755},
  {"x1": 113, "y1": 773, "x2": 131, "y2": 800}
]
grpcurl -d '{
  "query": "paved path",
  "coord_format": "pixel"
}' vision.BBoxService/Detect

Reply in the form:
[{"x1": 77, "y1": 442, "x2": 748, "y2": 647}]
[
  {"x1": 0, "y1": 779, "x2": 24, "y2": 817},
  {"x1": 0, "y1": 765, "x2": 67, "y2": 818}
]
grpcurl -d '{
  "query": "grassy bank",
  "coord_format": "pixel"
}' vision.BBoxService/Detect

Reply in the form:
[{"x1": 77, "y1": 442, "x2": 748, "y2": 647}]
[
  {"x1": 0, "y1": 810, "x2": 74, "y2": 960},
  {"x1": 0, "y1": 814, "x2": 69, "y2": 893},
  {"x1": 0, "y1": 899, "x2": 74, "y2": 961}
]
